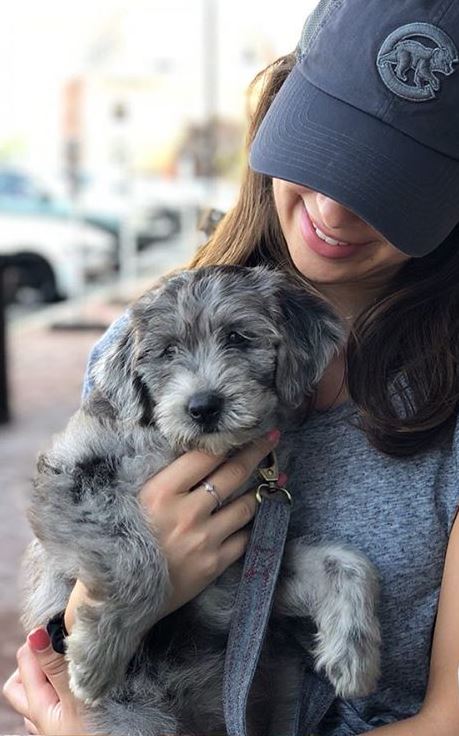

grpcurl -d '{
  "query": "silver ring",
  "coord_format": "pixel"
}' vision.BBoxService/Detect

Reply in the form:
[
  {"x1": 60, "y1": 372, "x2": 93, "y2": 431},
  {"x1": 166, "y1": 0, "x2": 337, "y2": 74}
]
[{"x1": 201, "y1": 480, "x2": 223, "y2": 511}]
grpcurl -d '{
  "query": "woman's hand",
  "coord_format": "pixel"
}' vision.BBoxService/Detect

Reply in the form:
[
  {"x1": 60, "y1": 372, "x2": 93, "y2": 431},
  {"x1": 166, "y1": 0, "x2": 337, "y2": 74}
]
[
  {"x1": 2, "y1": 628, "x2": 95, "y2": 735},
  {"x1": 139, "y1": 429, "x2": 283, "y2": 619},
  {"x1": 64, "y1": 431, "x2": 283, "y2": 630},
  {"x1": 65, "y1": 579, "x2": 94, "y2": 632}
]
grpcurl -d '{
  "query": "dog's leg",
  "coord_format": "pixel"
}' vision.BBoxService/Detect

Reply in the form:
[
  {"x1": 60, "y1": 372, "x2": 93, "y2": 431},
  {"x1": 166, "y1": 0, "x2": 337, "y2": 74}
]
[
  {"x1": 273, "y1": 539, "x2": 381, "y2": 698},
  {"x1": 30, "y1": 464, "x2": 171, "y2": 705},
  {"x1": 66, "y1": 496, "x2": 171, "y2": 704}
]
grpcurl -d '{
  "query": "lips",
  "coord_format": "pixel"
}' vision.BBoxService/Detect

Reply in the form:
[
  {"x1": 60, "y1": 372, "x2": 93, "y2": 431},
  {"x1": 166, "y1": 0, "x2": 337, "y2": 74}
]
[
  {"x1": 298, "y1": 201, "x2": 373, "y2": 260},
  {"x1": 304, "y1": 202, "x2": 373, "y2": 246}
]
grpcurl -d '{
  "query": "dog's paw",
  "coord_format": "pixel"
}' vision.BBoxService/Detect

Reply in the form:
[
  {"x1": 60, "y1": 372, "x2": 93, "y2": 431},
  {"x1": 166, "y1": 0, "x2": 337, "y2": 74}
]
[
  {"x1": 68, "y1": 658, "x2": 105, "y2": 706},
  {"x1": 312, "y1": 617, "x2": 381, "y2": 697},
  {"x1": 66, "y1": 624, "x2": 122, "y2": 704},
  {"x1": 306, "y1": 543, "x2": 382, "y2": 697}
]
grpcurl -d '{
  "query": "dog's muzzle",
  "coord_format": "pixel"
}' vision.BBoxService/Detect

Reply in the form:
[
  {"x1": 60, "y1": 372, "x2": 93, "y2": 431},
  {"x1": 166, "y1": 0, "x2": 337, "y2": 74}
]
[{"x1": 187, "y1": 392, "x2": 224, "y2": 431}]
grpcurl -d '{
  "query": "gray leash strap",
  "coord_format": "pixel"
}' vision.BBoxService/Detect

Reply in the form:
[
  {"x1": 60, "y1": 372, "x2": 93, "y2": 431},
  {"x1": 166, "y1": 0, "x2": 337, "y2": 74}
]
[
  {"x1": 222, "y1": 487, "x2": 291, "y2": 736},
  {"x1": 293, "y1": 656, "x2": 336, "y2": 735}
]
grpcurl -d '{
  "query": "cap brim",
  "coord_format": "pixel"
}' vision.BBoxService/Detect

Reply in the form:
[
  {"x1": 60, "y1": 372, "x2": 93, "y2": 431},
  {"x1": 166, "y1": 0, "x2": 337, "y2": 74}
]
[{"x1": 249, "y1": 64, "x2": 459, "y2": 257}]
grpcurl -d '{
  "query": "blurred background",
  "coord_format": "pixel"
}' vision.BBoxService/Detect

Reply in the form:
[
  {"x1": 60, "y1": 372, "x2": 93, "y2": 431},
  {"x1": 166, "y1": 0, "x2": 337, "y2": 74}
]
[{"x1": 0, "y1": 0, "x2": 317, "y2": 731}]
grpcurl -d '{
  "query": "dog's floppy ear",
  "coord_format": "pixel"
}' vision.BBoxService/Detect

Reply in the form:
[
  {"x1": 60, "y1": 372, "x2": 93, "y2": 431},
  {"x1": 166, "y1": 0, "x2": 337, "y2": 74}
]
[
  {"x1": 274, "y1": 279, "x2": 346, "y2": 408},
  {"x1": 89, "y1": 317, "x2": 154, "y2": 425},
  {"x1": 89, "y1": 279, "x2": 176, "y2": 424}
]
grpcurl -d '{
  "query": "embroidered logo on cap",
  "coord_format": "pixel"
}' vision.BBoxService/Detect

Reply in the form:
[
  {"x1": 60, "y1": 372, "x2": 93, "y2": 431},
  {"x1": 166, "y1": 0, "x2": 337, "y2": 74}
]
[{"x1": 376, "y1": 22, "x2": 458, "y2": 102}]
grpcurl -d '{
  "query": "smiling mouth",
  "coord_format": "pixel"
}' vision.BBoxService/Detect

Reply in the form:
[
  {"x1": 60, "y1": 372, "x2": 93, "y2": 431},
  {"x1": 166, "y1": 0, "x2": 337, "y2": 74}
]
[
  {"x1": 303, "y1": 202, "x2": 374, "y2": 247},
  {"x1": 312, "y1": 223, "x2": 353, "y2": 247}
]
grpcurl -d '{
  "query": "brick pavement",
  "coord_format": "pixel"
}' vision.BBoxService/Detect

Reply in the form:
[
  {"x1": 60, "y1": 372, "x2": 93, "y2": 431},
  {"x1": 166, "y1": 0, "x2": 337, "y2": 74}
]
[{"x1": 0, "y1": 238, "x2": 193, "y2": 734}]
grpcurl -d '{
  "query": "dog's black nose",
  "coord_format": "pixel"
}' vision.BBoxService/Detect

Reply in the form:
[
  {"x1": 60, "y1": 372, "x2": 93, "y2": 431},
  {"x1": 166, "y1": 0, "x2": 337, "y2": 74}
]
[{"x1": 187, "y1": 392, "x2": 223, "y2": 426}]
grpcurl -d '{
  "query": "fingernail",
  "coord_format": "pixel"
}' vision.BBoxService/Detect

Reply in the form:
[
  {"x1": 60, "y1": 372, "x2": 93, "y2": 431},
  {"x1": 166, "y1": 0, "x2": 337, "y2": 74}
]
[
  {"x1": 28, "y1": 627, "x2": 50, "y2": 652},
  {"x1": 278, "y1": 472, "x2": 288, "y2": 485},
  {"x1": 266, "y1": 429, "x2": 281, "y2": 443}
]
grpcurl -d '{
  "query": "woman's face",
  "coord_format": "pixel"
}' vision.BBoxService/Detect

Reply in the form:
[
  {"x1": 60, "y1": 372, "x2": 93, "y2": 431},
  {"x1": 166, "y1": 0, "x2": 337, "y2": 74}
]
[{"x1": 272, "y1": 178, "x2": 411, "y2": 286}]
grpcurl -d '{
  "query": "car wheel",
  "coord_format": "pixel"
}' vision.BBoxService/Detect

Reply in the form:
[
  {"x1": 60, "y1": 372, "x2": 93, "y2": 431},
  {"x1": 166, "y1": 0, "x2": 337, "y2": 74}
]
[{"x1": 3, "y1": 253, "x2": 60, "y2": 305}]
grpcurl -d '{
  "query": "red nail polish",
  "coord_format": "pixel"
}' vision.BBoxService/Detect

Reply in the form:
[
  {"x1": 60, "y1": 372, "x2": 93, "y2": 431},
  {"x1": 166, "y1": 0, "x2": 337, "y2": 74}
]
[
  {"x1": 28, "y1": 628, "x2": 50, "y2": 652},
  {"x1": 266, "y1": 429, "x2": 281, "y2": 443}
]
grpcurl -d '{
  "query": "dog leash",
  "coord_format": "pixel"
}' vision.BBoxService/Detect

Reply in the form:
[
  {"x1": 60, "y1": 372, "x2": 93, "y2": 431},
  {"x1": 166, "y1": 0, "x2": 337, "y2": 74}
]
[
  {"x1": 292, "y1": 655, "x2": 336, "y2": 735},
  {"x1": 222, "y1": 450, "x2": 291, "y2": 736},
  {"x1": 222, "y1": 451, "x2": 336, "y2": 736}
]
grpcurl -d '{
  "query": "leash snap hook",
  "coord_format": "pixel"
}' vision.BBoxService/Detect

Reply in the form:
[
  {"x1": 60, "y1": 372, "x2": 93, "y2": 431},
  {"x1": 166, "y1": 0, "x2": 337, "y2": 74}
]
[
  {"x1": 256, "y1": 450, "x2": 292, "y2": 505},
  {"x1": 257, "y1": 449, "x2": 279, "y2": 486}
]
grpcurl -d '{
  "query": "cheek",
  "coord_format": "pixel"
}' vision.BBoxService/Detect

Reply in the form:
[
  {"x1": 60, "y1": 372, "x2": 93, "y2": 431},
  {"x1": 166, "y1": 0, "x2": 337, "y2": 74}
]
[
  {"x1": 272, "y1": 180, "x2": 292, "y2": 226},
  {"x1": 273, "y1": 177, "x2": 304, "y2": 205},
  {"x1": 272, "y1": 184, "x2": 303, "y2": 253}
]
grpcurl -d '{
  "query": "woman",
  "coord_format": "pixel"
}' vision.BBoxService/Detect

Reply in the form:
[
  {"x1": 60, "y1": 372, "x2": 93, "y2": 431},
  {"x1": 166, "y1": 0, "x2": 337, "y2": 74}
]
[{"x1": 5, "y1": 0, "x2": 459, "y2": 733}]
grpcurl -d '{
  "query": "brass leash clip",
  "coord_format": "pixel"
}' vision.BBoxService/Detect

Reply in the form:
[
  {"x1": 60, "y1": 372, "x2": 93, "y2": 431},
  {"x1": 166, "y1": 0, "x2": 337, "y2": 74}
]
[{"x1": 256, "y1": 450, "x2": 292, "y2": 505}]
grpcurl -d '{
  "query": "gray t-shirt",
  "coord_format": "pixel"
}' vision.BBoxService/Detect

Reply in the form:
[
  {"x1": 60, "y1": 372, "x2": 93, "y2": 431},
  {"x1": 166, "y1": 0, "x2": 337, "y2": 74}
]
[{"x1": 82, "y1": 315, "x2": 459, "y2": 735}]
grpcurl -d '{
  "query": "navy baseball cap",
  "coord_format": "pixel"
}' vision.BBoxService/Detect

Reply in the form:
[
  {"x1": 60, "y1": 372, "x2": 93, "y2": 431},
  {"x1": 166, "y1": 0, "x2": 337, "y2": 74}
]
[{"x1": 249, "y1": 0, "x2": 459, "y2": 257}]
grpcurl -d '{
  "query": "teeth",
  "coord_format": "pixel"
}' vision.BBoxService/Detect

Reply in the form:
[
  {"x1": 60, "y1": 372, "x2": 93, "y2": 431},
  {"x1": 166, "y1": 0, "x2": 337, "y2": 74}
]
[{"x1": 313, "y1": 225, "x2": 350, "y2": 247}]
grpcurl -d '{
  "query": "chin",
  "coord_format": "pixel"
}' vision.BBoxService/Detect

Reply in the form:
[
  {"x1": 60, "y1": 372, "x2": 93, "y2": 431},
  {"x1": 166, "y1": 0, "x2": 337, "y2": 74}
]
[
  {"x1": 288, "y1": 237, "x2": 407, "y2": 287},
  {"x1": 288, "y1": 246, "x2": 359, "y2": 284}
]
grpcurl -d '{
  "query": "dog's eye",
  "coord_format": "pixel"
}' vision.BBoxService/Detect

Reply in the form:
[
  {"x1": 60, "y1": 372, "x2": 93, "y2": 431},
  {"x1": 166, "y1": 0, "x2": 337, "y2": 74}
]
[
  {"x1": 226, "y1": 331, "x2": 251, "y2": 348},
  {"x1": 163, "y1": 344, "x2": 179, "y2": 360}
]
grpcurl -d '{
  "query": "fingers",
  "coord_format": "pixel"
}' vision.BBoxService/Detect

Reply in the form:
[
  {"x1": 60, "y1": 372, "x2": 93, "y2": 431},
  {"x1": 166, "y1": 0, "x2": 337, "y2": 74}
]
[
  {"x1": 16, "y1": 639, "x2": 59, "y2": 720},
  {"x1": 2, "y1": 667, "x2": 31, "y2": 720},
  {"x1": 142, "y1": 449, "x2": 227, "y2": 501},
  {"x1": 64, "y1": 579, "x2": 92, "y2": 634},
  {"x1": 216, "y1": 529, "x2": 252, "y2": 574},
  {"x1": 208, "y1": 468, "x2": 287, "y2": 541},
  {"x1": 189, "y1": 431, "x2": 281, "y2": 516},
  {"x1": 207, "y1": 487, "x2": 258, "y2": 537},
  {"x1": 20, "y1": 628, "x2": 72, "y2": 712},
  {"x1": 141, "y1": 429, "x2": 280, "y2": 502},
  {"x1": 28, "y1": 627, "x2": 73, "y2": 701}
]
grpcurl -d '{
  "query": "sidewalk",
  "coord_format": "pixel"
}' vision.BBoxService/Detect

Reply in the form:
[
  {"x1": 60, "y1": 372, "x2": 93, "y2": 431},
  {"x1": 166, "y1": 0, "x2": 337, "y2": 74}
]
[{"x1": 0, "y1": 238, "x2": 194, "y2": 734}]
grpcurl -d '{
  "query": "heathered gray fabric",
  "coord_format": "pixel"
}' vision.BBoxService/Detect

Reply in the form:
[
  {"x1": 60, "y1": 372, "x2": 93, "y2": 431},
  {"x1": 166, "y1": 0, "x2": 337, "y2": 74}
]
[
  {"x1": 286, "y1": 401, "x2": 459, "y2": 734},
  {"x1": 81, "y1": 314, "x2": 459, "y2": 735}
]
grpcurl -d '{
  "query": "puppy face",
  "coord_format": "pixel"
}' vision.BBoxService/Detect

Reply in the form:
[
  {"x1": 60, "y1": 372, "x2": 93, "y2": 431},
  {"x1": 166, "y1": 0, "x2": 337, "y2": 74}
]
[{"x1": 93, "y1": 266, "x2": 344, "y2": 454}]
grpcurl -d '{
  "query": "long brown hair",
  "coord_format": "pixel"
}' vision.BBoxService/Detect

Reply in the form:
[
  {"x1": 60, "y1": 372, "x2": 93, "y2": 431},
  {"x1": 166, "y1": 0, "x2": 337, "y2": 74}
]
[{"x1": 187, "y1": 52, "x2": 459, "y2": 457}]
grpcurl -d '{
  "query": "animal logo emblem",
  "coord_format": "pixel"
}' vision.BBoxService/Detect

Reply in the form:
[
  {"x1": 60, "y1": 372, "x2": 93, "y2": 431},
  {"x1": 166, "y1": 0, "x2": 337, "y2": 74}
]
[{"x1": 376, "y1": 22, "x2": 458, "y2": 102}]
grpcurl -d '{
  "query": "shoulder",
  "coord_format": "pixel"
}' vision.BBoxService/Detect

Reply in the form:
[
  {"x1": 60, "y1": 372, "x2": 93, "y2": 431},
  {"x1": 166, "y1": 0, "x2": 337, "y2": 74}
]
[{"x1": 81, "y1": 309, "x2": 132, "y2": 402}]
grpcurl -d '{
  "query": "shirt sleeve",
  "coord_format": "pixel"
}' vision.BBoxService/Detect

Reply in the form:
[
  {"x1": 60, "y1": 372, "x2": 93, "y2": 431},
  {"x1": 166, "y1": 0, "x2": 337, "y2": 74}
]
[{"x1": 81, "y1": 309, "x2": 131, "y2": 402}]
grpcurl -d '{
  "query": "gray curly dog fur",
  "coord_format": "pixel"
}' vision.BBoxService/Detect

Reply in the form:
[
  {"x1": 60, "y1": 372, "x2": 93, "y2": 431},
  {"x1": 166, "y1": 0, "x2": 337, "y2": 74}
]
[{"x1": 21, "y1": 265, "x2": 381, "y2": 736}]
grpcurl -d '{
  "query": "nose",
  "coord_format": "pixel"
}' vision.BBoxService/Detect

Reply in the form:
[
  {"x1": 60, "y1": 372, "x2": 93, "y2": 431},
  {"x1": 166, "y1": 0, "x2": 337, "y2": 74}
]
[
  {"x1": 187, "y1": 392, "x2": 224, "y2": 426},
  {"x1": 315, "y1": 192, "x2": 363, "y2": 230}
]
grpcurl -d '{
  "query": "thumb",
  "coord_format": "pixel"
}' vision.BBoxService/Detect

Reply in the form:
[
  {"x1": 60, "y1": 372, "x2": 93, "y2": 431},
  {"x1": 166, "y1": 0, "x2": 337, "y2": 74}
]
[{"x1": 27, "y1": 628, "x2": 73, "y2": 703}]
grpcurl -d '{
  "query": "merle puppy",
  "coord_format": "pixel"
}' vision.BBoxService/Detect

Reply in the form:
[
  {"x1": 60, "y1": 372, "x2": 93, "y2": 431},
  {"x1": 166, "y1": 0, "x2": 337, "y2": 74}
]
[{"x1": 21, "y1": 265, "x2": 381, "y2": 736}]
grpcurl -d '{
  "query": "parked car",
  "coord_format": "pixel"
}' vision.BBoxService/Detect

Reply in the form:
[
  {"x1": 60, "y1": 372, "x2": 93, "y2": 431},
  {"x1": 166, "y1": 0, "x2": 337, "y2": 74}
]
[
  {"x1": 0, "y1": 168, "x2": 182, "y2": 252},
  {"x1": 0, "y1": 169, "x2": 69, "y2": 218},
  {"x1": 0, "y1": 213, "x2": 116, "y2": 305}
]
